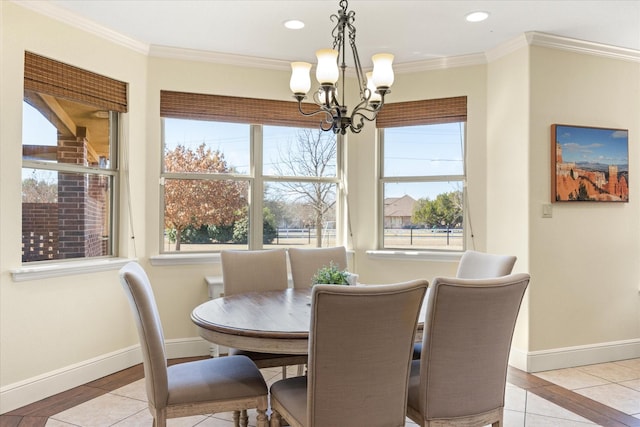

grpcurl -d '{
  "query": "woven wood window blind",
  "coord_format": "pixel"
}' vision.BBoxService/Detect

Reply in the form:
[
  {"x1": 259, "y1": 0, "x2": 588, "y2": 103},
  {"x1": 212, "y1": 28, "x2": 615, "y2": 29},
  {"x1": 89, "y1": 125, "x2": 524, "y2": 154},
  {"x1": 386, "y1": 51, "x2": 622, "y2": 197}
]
[
  {"x1": 160, "y1": 90, "x2": 321, "y2": 128},
  {"x1": 375, "y1": 96, "x2": 467, "y2": 128},
  {"x1": 24, "y1": 51, "x2": 128, "y2": 112}
]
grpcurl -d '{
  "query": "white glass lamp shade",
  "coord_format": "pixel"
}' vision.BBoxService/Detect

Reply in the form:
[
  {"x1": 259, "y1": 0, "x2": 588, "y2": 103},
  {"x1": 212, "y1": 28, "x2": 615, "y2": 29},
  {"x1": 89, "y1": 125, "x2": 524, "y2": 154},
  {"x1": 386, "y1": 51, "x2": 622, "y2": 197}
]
[
  {"x1": 366, "y1": 72, "x2": 382, "y2": 103},
  {"x1": 290, "y1": 62, "x2": 312, "y2": 95},
  {"x1": 371, "y1": 53, "x2": 394, "y2": 89},
  {"x1": 315, "y1": 49, "x2": 339, "y2": 85}
]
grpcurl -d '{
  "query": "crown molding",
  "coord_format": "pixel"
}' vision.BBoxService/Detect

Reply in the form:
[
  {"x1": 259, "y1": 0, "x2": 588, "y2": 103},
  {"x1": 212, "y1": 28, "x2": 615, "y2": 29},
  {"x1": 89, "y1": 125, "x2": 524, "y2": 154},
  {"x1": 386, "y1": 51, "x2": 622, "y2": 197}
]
[
  {"x1": 148, "y1": 45, "x2": 489, "y2": 74},
  {"x1": 393, "y1": 53, "x2": 488, "y2": 74},
  {"x1": 148, "y1": 45, "x2": 290, "y2": 71},
  {"x1": 12, "y1": 0, "x2": 150, "y2": 55},
  {"x1": 14, "y1": 2, "x2": 640, "y2": 70},
  {"x1": 485, "y1": 34, "x2": 530, "y2": 62},
  {"x1": 526, "y1": 31, "x2": 640, "y2": 63}
]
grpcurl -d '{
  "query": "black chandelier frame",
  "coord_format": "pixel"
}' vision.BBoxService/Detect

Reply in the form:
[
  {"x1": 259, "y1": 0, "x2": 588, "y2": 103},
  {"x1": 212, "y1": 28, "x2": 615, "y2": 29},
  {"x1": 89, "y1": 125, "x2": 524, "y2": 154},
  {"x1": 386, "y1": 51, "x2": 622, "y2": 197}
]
[{"x1": 293, "y1": 0, "x2": 391, "y2": 135}]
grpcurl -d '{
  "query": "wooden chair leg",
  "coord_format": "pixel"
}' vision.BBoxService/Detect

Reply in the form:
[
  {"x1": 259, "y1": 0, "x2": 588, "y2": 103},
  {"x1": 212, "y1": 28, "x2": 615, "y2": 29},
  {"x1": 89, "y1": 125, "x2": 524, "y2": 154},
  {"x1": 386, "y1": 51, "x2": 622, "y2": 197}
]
[
  {"x1": 154, "y1": 410, "x2": 167, "y2": 427},
  {"x1": 233, "y1": 410, "x2": 240, "y2": 427},
  {"x1": 270, "y1": 410, "x2": 282, "y2": 427},
  {"x1": 240, "y1": 409, "x2": 249, "y2": 427},
  {"x1": 256, "y1": 407, "x2": 269, "y2": 427}
]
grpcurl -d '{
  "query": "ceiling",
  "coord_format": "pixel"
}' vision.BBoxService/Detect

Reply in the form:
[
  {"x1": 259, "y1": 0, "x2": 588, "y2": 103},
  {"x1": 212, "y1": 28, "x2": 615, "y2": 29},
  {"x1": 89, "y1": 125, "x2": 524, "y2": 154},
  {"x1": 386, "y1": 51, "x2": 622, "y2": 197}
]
[{"x1": 35, "y1": 0, "x2": 640, "y2": 67}]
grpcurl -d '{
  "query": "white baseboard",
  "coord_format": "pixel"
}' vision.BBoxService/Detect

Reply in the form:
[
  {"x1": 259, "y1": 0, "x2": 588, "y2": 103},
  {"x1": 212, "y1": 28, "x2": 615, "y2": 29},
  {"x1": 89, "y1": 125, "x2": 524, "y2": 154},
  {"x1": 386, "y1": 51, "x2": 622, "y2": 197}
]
[
  {"x1": 510, "y1": 338, "x2": 640, "y2": 373},
  {"x1": 0, "y1": 337, "x2": 210, "y2": 414}
]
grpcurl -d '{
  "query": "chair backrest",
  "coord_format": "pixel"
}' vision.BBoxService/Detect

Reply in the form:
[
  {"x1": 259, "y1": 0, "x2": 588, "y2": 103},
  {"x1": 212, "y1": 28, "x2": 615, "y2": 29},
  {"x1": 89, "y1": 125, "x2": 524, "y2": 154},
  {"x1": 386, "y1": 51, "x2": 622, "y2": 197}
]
[
  {"x1": 307, "y1": 280, "x2": 429, "y2": 427},
  {"x1": 221, "y1": 249, "x2": 289, "y2": 296},
  {"x1": 417, "y1": 273, "x2": 530, "y2": 421},
  {"x1": 119, "y1": 262, "x2": 168, "y2": 410},
  {"x1": 288, "y1": 246, "x2": 348, "y2": 288},
  {"x1": 456, "y1": 250, "x2": 517, "y2": 279}
]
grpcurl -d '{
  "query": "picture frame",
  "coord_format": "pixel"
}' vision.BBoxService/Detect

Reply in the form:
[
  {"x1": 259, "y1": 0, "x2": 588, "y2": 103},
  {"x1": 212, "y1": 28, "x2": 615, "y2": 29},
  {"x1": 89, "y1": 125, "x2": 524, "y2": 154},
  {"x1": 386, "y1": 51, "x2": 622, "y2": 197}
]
[{"x1": 551, "y1": 124, "x2": 629, "y2": 202}]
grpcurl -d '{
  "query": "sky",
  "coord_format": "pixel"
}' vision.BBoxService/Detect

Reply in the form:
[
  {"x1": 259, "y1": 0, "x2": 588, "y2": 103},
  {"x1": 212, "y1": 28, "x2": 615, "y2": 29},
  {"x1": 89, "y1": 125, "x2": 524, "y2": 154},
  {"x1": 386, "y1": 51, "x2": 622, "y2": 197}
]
[{"x1": 555, "y1": 125, "x2": 628, "y2": 166}]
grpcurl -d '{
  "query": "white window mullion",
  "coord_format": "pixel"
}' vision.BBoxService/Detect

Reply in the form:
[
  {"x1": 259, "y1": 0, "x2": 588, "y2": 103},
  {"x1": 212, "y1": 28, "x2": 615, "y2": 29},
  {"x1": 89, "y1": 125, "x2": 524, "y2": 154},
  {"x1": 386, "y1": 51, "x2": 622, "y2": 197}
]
[{"x1": 250, "y1": 125, "x2": 264, "y2": 249}]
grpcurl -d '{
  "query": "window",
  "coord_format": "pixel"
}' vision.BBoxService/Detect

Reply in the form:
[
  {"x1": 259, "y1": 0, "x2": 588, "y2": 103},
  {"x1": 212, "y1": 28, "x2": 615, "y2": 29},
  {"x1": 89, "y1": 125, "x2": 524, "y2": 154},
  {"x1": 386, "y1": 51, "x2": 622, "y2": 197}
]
[
  {"x1": 377, "y1": 97, "x2": 467, "y2": 251},
  {"x1": 22, "y1": 52, "x2": 125, "y2": 263},
  {"x1": 160, "y1": 91, "x2": 340, "y2": 253}
]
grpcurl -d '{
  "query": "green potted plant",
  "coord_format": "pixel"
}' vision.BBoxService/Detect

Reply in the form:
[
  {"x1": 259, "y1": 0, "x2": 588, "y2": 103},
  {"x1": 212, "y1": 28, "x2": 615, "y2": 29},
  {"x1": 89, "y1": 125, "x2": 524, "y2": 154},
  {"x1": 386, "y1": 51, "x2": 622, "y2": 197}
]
[{"x1": 312, "y1": 262, "x2": 358, "y2": 286}]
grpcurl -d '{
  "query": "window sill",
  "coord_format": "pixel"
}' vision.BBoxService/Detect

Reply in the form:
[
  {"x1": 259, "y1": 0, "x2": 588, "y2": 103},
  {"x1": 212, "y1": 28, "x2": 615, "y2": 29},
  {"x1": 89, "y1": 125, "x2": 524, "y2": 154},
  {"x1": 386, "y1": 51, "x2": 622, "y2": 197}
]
[
  {"x1": 11, "y1": 258, "x2": 134, "y2": 282},
  {"x1": 149, "y1": 253, "x2": 221, "y2": 266},
  {"x1": 365, "y1": 249, "x2": 463, "y2": 262}
]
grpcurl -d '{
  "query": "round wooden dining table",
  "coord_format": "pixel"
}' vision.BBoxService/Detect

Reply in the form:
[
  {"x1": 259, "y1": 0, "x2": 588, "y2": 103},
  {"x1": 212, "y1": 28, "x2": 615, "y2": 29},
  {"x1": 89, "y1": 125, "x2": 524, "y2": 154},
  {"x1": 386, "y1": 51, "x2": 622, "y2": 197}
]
[{"x1": 191, "y1": 287, "x2": 426, "y2": 355}]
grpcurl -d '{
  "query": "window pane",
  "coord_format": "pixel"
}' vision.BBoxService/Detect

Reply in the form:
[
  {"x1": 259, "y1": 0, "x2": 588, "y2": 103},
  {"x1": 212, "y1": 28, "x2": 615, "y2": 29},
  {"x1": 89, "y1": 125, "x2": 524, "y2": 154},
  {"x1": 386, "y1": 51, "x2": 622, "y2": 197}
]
[
  {"x1": 22, "y1": 168, "x2": 113, "y2": 262},
  {"x1": 383, "y1": 123, "x2": 465, "y2": 177},
  {"x1": 163, "y1": 119, "x2": 249, "y2": 174},
  {"x1": 162, "y1": 178, "x2": 249, "y2": 252},
  {"x1": 263, "y1": 181, "x2": 337, "y2": 249},
  {"x1": 383, "y1": 181, "x2": 463, "y2": 251},
  {"x1": 263, "y1": 126, "x2": 337, "y2": 177},
  {"x1": 22, "y1": 98, "x2": 113, "y2": 168}
]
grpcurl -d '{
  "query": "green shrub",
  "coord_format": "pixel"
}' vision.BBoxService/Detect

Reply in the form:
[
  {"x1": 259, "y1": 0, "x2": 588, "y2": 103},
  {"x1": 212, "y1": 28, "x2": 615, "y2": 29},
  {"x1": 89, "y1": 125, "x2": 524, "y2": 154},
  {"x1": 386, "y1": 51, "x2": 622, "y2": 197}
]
[{"x1": 312, "y1": 261, "x2": 349, "y2": 285}]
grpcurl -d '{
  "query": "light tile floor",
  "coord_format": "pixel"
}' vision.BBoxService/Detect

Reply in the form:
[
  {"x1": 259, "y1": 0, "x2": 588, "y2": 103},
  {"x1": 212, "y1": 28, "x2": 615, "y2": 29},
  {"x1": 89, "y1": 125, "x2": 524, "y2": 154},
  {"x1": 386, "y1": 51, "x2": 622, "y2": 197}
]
[
  {"x1": 42, "y1": 359, "x2": 640, "y2": 427},
  {"x1": 533, "y1": 358, "x2": 640, "y2": 419}
]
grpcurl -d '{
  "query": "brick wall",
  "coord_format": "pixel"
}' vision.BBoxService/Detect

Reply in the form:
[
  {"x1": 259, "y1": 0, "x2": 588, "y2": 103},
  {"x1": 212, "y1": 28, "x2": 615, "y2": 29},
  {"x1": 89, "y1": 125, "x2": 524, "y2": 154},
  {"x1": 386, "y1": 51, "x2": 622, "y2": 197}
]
[{"x1": 22, "y1": 203, "x2": 59, "y2": 262}]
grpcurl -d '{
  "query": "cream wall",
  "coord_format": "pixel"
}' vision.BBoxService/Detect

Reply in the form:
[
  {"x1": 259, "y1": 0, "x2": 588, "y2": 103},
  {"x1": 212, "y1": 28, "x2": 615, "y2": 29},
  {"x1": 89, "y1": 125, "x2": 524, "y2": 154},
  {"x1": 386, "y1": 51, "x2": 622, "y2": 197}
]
[
  {"x1": 0, "y1": 2, "x2": 149, "y2": 411},
  {"x1": 486, "y1": 45, "x2": 531, "y2": 357},
  {"x1": 527, "y1": 46, "x2": 640, "y2": 367},
  {"x1": 2, "y1": 0, "x2": 639, "y2": 414}
]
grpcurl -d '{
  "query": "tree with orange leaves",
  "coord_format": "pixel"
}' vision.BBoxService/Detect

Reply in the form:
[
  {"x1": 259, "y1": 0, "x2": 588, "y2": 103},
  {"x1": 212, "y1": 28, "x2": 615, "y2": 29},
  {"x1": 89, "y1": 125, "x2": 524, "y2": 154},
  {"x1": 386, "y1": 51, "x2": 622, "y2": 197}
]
[{"x1": 164, "y1": 143, "x2": 246, "y2": 250}]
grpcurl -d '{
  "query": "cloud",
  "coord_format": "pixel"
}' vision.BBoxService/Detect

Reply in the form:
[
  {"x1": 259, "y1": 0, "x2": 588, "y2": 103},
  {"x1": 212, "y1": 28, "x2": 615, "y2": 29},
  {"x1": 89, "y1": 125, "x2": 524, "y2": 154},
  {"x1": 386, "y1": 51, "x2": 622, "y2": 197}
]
[{"x1": 612, "y1": 130, "x2": 628, "y2": 139}]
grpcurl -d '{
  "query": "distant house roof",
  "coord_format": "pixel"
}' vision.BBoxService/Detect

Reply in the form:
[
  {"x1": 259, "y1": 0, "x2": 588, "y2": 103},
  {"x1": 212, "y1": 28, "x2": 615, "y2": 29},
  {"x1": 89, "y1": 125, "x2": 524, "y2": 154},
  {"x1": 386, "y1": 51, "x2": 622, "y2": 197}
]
[{"x1": 384, "y1": 195, "x2": 417, "y2": 217}]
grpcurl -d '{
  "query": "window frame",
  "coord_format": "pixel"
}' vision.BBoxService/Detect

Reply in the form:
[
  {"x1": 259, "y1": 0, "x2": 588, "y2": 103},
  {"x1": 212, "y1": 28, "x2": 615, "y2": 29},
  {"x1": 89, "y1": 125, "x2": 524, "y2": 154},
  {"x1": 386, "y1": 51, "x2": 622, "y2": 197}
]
[
  {"x1": 159, "y1": 116, "x2": 344, "y2": 253},
  {"x1": 376, "y1": 97, "x2": 467, "y2": 252},
  {"x1": 21, "y1": 109, "x2": 121, "y2": 263},
  {"x1": 21, "y1": 52, "x2": 125, "y2": 265}
]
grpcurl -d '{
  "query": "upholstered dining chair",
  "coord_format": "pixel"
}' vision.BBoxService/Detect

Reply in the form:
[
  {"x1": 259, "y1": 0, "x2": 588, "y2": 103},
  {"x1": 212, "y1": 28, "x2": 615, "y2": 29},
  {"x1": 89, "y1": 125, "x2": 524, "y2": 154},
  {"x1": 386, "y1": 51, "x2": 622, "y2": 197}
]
[
  {"x1": 407, "y1": 273, "x2": 530, "y2": 427},
  {"x1": 220, "y1": 249, "x2": 308, "y2": 374},
  {"x1": 288, "y1": 246, "x2": 349, "y2": 288},
  {"x1": 118, "y1": 262, "x2": 268, "y2": 427},
  {"x1": 270, "y1": 279, "x2": 429, "y2": 427},
  {"x1": 413, "y1": 249, "x2": 517, "y2": 360},
  {"x1": 455, "y1": 249, "x2": 517, "y2": 279}
]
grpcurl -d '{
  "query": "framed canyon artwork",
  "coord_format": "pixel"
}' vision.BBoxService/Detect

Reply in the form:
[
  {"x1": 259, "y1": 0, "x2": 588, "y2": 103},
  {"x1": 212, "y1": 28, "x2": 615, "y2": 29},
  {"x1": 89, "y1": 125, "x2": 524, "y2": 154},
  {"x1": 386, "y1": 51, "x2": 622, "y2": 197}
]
[{"x1": 551, "y1": 124, "x2": 629, "y2": 202}]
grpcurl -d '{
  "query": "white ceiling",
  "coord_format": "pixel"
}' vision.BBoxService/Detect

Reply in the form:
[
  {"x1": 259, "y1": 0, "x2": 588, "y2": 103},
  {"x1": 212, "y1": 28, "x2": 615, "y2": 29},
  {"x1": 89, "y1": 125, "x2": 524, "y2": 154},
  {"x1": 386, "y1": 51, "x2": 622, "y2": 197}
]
[{"x1": 25, "y1": 0, "x2": 640, "y2": 66}]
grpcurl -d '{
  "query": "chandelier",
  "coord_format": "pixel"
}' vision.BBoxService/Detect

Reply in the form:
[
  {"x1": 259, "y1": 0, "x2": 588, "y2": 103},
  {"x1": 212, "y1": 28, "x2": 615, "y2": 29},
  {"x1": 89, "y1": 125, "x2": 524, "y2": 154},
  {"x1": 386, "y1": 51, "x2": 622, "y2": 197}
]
[{"x1": 289, "y1": 0, "x2": 394, "y2": 135}]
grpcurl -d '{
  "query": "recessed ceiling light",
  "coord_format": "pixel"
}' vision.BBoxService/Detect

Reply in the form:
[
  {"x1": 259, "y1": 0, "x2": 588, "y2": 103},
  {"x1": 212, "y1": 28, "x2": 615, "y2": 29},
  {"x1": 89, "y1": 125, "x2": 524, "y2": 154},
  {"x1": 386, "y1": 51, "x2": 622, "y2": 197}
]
[
  {"x1": 465, "y1": 11, "x2": 489, "y2": 22},
  {"x1": 284, "y1": 19, "x2": 305, "y2": 30}
]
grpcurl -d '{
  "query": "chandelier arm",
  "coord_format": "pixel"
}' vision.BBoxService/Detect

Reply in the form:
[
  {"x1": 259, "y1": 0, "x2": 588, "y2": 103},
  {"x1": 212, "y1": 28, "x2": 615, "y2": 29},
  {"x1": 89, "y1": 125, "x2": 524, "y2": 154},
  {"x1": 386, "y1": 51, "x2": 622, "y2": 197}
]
[{"x1": 295, "y1": 98, "x2": 339, "y2": 124}]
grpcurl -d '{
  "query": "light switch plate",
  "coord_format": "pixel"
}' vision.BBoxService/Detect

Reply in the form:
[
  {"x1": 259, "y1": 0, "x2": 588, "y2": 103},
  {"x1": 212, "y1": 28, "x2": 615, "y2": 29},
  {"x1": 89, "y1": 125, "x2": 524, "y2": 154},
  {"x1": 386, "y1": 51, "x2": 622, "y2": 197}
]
[{"x1": 542, "y1": 203, "x2": 552, "y2": 218}]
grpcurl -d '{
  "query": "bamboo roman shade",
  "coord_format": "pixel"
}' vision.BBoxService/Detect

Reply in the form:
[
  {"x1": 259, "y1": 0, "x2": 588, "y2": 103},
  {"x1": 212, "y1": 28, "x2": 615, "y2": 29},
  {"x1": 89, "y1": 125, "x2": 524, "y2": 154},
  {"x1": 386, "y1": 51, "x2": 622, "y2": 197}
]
[
  {"x1": 160, "y1": 90, "x2": 321, "y2": 128},
  {"x1": 375, "y1": 96, "x2": 467, "y2": 128},
  {"x1": 24, "y1": 51, "x2": 128, "y2": 112}
]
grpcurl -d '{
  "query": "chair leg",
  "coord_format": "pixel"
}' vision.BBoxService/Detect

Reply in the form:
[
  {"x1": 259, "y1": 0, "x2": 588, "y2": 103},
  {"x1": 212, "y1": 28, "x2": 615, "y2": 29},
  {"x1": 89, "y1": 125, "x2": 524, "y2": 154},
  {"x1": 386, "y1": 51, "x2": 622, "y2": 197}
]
[
  {"x1": 256, "y1": 407, "x2": 269, "y2": 427},
  {"x1": 233, "y1": 410, "x2": 240, "y2": 427},
  {"x1": 240, "y1": 409, "x2": 249, "y2": 427},
  {"x1": 281, "y1": 366, "x2": 287, "y2": 379},
  {"x1": 270, "y1": 409, "x2": 282, "y2": 427},
  {"x1": 154, "y1": 410, "x2": 167, "y2": 427}
]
